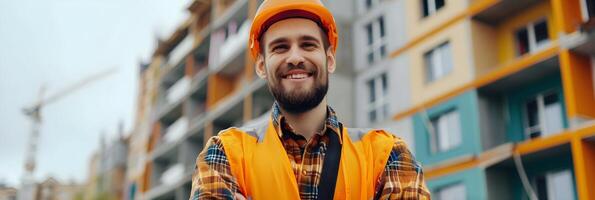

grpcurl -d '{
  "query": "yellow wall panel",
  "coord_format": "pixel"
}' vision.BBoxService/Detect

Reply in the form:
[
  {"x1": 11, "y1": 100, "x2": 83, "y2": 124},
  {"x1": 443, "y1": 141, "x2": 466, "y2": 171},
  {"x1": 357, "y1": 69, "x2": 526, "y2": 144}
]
[
  {"x1": 405, "y1": 0, "x2": 469, "y2": 39},
  {"x1": 471, "y1": 20, "x2": 499, "y2": 76},
  {"x1": 496, "y1": 1, "x2": 557, "y2": 63},
  {"x1": 409, "y1": 22, "x2": 474, "y2": 104}
]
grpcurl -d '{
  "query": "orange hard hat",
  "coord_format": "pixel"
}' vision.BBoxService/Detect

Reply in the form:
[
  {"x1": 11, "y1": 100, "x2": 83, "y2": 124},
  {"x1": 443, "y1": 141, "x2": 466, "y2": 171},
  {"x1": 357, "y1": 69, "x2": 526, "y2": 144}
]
[{"x1": 248, "y1": 0, "x2": 338, "y2": 58}]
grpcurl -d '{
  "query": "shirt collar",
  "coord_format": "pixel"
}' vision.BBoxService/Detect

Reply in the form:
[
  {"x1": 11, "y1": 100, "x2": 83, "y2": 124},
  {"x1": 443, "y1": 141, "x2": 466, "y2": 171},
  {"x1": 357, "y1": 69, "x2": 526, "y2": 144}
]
[{"x1": 271, "y1": 101, "x2": 342, "y2": 141}]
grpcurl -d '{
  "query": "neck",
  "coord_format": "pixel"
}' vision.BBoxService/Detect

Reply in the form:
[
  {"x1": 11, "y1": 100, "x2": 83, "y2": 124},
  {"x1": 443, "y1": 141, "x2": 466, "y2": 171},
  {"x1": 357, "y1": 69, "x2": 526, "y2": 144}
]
[{"x1": 279, "y1": 97, "x2": 328, "y2": 141}]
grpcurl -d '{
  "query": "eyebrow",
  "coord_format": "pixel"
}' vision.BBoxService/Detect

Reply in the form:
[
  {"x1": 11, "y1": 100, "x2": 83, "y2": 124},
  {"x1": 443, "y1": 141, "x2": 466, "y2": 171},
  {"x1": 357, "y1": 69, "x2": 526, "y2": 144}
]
[
  {"x1": 300, "y1": 35, "x2": 321, "y2": 44},
  {"x1": 267, "y1": 34, "x2": 322, "y2": 50}
]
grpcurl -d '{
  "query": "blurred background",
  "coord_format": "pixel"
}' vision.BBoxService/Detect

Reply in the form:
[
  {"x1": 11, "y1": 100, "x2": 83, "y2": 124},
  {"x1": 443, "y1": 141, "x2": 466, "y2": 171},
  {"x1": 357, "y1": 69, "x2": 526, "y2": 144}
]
[{"x1": 1, "y1": 0, "x2": 595, "y2": 199}]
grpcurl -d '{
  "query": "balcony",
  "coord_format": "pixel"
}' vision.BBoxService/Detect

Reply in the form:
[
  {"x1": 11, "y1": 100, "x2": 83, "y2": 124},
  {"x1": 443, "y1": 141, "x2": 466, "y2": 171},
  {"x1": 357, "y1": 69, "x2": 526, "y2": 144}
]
[
  {"x1": 485, "y1": 143, "x2": 575, "y2": 200},
  {"x1": 146, "y1": 130, "x2": 198, "y2": 200},
  {"x1": 477, "y1": 55, "x2": 568, "y2": 147},
  {"x1": 209, "y1": 20, "x2": 250, "y2": 75},
  {"x1": 471, "y1": 0, "x2": 558, "y2": 77},
  {"x1": 158, "y1": 65, "x2": 188, "y2": 118},
  {"x1": 472, "y1": 0, "x2": 543, "y2": 25},
  {"x1": 167, "y1": 35, "x2": 194, "y2": 70},
  {"x1": 208, "y1": 0, "x2": 249, "y2": 74},
  {"x1": 187, "y1": 71, "x2": 208, "y2": 123},
  {"x1": 162, "y1": 117, "x2": 188, "y2": 144},
  {"x1": 166, "y1": 77, "x2": 191, "y2": 106}
]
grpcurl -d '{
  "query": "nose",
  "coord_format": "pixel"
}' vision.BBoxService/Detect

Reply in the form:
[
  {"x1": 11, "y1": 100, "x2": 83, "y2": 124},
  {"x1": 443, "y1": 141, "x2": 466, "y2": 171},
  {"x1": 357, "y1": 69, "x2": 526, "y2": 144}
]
[{"x1": 285, "y1": 45, "x2": 305, "y2": 67}]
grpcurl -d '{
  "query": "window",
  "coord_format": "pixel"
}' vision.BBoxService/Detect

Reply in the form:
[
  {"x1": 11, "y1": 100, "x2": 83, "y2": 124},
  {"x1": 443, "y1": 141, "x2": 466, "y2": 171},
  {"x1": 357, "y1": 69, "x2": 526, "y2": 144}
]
[
  {"x1": 365, "y1": 16, "x2": 387, "y2": 64},
  {"x1": 435, "y1": 182, "x2": 466, "y2": 200},
  {"x1": 533, "y1": 170, "x2": 575, "y2": 200},
  {"x1": 429, "y1": 109, "x2": 461, "y2": 153},
  {"x1": 367, "y1": 73, "x2": 389, "y2": 123},
  {"x1": 524, "y1": 92, "x2": 563, "y2": 139},
  {"x1": 364, "y1": 0, "x2": 379, "y2": 10},
  {"x1": 424, "y1": 42, "x2": 453, "y2": 83},
  {"x1": 422, "y1": 0, "x2": 445, "y2": 17},
  {"x1": 515, "y1": 19, "x2": 550, "y2": 56}
]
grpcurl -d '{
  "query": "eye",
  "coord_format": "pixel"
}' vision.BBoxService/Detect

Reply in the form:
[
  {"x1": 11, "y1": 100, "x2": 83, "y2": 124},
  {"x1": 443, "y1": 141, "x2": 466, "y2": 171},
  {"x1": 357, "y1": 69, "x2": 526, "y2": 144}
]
[
  {"x1": 271, "y1": 44, "x2": 288, "y2": 53},
  {"x1": 302, "y1": 42, "x2": 318, "y2": 50}
]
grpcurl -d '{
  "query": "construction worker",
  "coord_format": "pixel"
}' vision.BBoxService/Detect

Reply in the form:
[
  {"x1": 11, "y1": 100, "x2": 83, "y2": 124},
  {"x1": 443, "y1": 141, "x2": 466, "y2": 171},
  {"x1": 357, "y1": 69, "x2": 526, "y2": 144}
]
[{"x1": 190, "y1": 0, "x2": 430, "y2": 199}]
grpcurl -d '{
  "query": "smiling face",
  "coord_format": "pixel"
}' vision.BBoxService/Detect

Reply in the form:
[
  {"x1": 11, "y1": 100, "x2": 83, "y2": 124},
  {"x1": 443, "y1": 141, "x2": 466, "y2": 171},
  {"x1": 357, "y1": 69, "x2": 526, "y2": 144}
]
[{"x1": 256, "y1": 18, "x2": 336, "y2": 114}]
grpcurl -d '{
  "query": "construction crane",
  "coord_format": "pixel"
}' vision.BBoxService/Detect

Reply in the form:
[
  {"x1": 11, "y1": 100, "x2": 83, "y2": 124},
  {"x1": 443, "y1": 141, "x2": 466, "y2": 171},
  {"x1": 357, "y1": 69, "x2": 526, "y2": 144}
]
[{"x1": 18, "y1": 68, "x2": 117, "y2": 200}]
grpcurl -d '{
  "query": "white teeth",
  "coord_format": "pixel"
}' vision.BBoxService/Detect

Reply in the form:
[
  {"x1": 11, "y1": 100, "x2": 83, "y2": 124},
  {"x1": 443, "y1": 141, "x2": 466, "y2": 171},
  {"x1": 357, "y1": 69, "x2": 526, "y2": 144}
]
[{"x1": 287, "y1": 73, "x2": 308, "y2": 79}]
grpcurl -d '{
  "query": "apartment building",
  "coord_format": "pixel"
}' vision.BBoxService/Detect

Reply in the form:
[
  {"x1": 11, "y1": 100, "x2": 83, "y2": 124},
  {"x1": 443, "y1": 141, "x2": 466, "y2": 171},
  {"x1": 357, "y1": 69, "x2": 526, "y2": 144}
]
[{"x1": 384, "y1": 0, "x2": 595, "y2": 199}]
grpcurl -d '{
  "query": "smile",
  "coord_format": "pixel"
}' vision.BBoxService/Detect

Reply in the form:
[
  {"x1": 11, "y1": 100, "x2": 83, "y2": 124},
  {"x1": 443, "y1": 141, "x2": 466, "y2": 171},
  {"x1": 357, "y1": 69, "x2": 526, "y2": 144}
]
[{"x1": 283, "y1": 73, "x2": 313, "y2": 79}]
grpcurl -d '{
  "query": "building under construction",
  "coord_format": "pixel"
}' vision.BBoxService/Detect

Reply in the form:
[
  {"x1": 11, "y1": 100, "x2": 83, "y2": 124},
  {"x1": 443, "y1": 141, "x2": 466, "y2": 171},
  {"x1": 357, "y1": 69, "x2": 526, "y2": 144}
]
[{"x1": 125, "y1": 0, "x2": 595, "y2": 199}]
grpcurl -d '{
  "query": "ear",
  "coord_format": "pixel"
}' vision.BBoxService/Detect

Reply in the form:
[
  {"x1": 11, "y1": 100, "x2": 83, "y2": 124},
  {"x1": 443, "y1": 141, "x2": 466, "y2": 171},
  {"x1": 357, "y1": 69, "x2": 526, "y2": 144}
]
[
  {"x1": 255, "y1": 54, "x2": 267, "y2": 79},
  {"x1": 326, "y1": 47, "x2": 336, "y2": 74}
]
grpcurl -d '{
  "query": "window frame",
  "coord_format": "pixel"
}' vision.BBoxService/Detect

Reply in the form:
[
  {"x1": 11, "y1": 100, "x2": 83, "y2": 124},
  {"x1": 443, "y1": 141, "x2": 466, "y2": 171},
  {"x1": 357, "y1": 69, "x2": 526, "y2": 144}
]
[
  {"x1": 364, "y1": 16, "x2": 387, "y2": 65},
  {"x1": 428, "y1": 109, "x2": 462, "y2": 153},
  {"x1": 366, "y1": 73, "x2": 389, "y2": 124},
  {"x1": 364, "y1": 0, "x2": 380, "y2": 10},
  {"x1": 532, "y1": 170, "x2": 576, "y2": 200},
  {"x1": 514, "y1": 18, "x2": 550, "y2": 57},
  {"x1": 523, "y1": 90, "x2": 563, "y2": 139},
  {"x1": 424, "y1": 41, "x2": 453, "y2": 83},
  {"x1": 421, "y1": 0, "x2": 446, "y2": 18}
]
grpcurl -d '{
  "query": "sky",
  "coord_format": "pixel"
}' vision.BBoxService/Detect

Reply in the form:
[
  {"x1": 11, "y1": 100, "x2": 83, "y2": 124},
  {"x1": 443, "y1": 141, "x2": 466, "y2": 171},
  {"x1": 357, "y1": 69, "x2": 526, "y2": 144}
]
[{"x1": 0, "y1": 0, "x2": 189, "y2": 187}]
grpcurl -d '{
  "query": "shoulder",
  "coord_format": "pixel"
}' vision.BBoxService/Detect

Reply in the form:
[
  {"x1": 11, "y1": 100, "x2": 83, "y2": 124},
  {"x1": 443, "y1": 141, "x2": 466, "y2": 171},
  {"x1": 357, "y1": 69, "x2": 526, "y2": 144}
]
[
  {"x1": 199, "y1": 136, "x2": 227, "y2": 165},
  {"x1": 346, "y1": 128, "x2": 419, "y2": 164},
  {"x1": 218, "y1": 118, "x2": 269, "y2": 142},
  {"x1": 386, "y1": 134, "x2": 422, "y2": 170},
  {"x1": 346, "y1": 127, "x2": 402, "y2": 145}
]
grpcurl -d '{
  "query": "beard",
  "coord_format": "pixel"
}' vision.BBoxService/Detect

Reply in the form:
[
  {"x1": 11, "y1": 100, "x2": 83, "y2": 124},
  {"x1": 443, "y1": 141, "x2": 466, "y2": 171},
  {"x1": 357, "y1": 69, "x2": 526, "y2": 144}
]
[{"x1": 266, "y1": 63, "x2": 329, "y2": 114}]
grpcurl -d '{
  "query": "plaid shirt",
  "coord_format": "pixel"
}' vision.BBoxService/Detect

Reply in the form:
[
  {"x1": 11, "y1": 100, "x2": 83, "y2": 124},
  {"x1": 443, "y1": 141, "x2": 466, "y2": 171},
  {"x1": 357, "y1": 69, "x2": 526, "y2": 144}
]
[{"x1": 190, "y1": 103, "x2": 431, "y2": 199}]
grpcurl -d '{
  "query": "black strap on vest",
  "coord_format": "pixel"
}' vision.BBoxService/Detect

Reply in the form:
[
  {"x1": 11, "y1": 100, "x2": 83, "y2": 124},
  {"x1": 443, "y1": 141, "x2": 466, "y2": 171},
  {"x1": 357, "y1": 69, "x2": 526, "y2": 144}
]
[{"x1": 317, "y1": 126, "x2": 342, "y2": 200}]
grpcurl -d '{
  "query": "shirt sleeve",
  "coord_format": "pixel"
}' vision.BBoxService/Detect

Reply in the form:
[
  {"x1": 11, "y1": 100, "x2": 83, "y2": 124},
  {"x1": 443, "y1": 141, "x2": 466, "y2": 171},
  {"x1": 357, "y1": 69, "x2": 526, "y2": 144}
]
[
  {"x1": 190, "y1": 136, "x2": 241, "y2": 200},
  {"x1": 374, "y1": 136, "x2": 431, "y2": 200}
]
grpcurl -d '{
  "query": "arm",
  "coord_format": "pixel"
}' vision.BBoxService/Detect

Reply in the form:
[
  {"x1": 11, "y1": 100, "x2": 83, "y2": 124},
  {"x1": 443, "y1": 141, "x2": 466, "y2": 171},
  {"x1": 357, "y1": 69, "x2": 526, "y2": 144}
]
[
  {"x1": 190, "y1": 136, "x2": 242, "y2": 200},
  {"x1": 374, "y1": 137, "x2": 431, "y2": 200}
]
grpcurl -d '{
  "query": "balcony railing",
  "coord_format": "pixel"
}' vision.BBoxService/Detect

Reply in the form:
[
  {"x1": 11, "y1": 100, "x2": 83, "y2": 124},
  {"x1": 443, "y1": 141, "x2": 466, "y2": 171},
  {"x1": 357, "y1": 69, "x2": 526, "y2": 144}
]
[
  {"x1": 168, "y1": 35, "x2": 194, "y2": 68},
  {"x1": 166, "y1": 77, "x2": 191, "y2": 104},
  {"x1": 160, "y1": 163, "x2": 185, "y2": 186},
  {"x1": 209, "y1": 20, "x2": 250, "y2": 72},
  {"x1": 163, "y1": 117, "x2": 188, "y2": 144}
]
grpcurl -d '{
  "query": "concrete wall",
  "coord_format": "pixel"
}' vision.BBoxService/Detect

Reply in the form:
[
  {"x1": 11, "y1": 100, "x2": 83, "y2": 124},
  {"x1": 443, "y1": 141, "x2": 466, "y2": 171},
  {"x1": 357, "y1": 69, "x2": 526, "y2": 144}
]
[
  {"x1": 478, "y1": 94, "x2": 507, "y2": 151},
  {"x1": 328, "y1": 74, "x2": 355, "y2": 126},
  {"x1": 485, "y1": 168, "x2": 514, "y2": 200}
]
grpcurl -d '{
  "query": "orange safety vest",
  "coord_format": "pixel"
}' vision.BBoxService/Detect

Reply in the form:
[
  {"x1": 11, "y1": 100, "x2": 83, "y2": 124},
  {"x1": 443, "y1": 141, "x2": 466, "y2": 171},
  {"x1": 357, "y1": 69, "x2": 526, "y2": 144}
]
[{"x1": 218, "y1": 118, "x2": 395, "y2": 199}]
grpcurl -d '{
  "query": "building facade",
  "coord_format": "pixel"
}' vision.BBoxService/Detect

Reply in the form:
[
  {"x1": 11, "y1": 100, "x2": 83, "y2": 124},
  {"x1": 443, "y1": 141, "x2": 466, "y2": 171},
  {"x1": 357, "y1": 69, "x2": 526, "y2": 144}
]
[{"x1": 384, "y1": 0, "x2": 595, "y2": 199}]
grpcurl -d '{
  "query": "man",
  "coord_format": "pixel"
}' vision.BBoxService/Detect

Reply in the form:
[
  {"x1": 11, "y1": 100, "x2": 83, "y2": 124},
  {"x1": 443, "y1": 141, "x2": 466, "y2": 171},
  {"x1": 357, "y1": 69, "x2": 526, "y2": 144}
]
[{"x1": 190, "y1": 0, "x2": 430, "y2": 199}]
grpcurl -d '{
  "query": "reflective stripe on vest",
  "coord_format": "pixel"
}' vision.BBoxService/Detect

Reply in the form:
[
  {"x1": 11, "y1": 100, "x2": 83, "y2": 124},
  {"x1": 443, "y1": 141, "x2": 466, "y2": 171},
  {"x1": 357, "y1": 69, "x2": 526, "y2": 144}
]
[{"x1": 218, "y1": 118, "x2": 394, "y2": 199}]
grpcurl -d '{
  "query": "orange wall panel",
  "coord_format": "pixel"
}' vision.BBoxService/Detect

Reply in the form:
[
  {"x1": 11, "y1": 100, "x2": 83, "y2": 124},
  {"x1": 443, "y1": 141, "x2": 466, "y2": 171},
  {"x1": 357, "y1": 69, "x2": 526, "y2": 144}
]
[
  {"x1": 572, "y1": 138, "x2": 595, "y2": 200},
  {"x1": 551, "y1": 0, "x2": 584, "y2": 34},
  {"x1": 560, "y1": 50, "x2": 595, "y2": 120}
]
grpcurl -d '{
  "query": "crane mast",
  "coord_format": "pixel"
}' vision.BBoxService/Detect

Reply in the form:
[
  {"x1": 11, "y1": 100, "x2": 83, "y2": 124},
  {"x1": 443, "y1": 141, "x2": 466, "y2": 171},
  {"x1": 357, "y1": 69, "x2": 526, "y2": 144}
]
[{"x1": 18, "y1": 68, "x2": 116, "y2": 200}]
